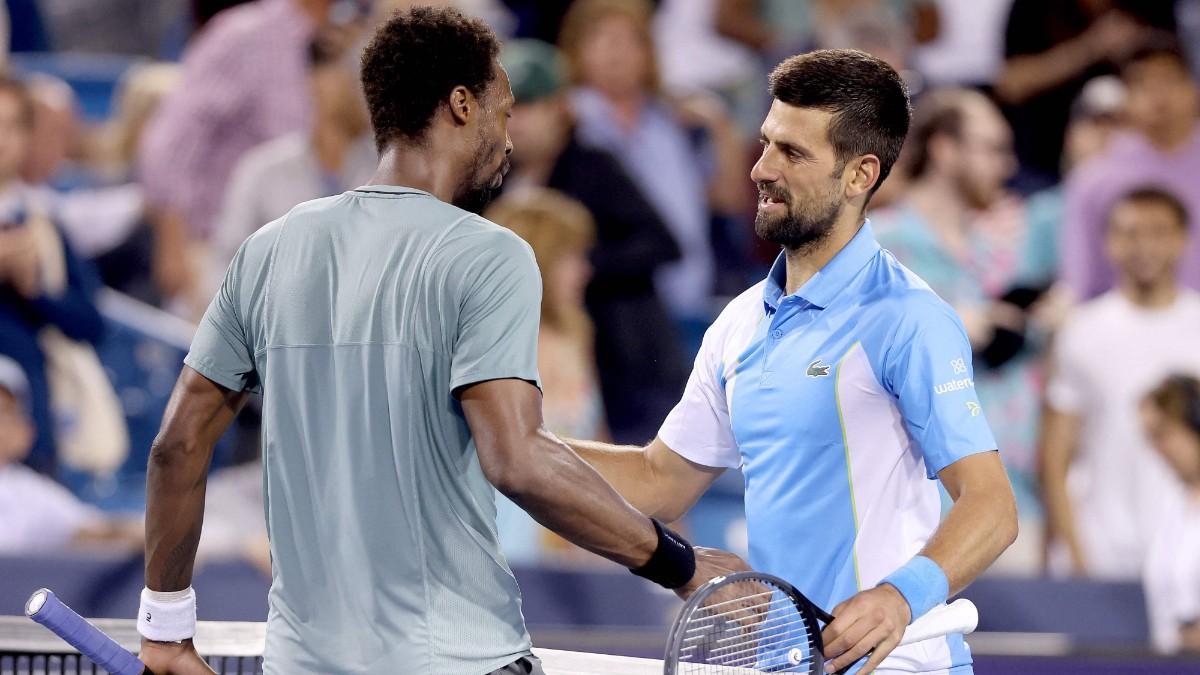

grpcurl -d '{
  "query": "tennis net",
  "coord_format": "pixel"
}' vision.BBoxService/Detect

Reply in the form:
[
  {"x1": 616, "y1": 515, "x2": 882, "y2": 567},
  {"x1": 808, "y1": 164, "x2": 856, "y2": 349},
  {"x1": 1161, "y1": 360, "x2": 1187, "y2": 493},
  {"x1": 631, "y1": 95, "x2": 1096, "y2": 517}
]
[{"x1": 0, "y1": 616, "x2": 671, "y2": 675}]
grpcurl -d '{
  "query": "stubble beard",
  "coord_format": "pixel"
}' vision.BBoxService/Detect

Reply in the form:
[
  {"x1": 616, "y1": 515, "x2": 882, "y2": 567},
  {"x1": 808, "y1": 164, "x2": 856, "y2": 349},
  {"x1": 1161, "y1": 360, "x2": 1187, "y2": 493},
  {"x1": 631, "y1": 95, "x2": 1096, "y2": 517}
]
[
  {"x1": 754, "y1": 184, "x2": 844, "y2": 254},
  {"x1": 454, "y1": 135, "x2": 509, "y2": 215}
]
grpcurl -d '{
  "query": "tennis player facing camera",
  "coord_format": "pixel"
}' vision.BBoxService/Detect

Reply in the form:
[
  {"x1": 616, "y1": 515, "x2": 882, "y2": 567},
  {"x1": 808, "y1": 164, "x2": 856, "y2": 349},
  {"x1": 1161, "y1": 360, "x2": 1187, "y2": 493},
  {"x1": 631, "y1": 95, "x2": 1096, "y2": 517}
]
[
  {"x1": 136, "y1": 8, "x2": 745, "y2": 675},
  {"x1": 569, "y1": 51, "x2": 1018, "y2": 674}
]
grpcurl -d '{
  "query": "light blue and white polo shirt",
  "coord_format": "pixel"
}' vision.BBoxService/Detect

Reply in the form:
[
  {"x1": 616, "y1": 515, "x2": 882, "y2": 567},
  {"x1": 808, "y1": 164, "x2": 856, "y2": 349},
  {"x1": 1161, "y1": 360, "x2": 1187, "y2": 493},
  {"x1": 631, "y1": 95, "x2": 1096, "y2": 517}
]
[{"x1": 659, "y1": 222, "x2": 997, "y2": 674}]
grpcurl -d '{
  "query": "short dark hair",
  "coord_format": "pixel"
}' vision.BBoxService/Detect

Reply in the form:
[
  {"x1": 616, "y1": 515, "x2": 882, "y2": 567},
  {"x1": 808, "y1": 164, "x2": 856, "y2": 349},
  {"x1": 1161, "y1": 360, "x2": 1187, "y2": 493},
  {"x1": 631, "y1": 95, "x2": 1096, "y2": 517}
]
[
  {"x1": 1120, "y1": 36, "x2": 1191, "y2": 79},
  {"x1": 768, "y1": 49, "x2": 911, "y2": 196},
  {"x1": 1113, "y1": 186, "x2": 1190, "y2": 229},
  {"x1": 360, "y1": 6, "x2": 501, "y2": 149}
]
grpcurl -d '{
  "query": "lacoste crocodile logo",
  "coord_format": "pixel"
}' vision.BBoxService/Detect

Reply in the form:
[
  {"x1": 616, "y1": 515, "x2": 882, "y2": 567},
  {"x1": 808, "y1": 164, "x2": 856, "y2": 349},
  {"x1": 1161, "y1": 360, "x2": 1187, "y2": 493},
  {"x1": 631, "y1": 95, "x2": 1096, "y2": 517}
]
[{"x1": 807, "y1": 359, "x2": 831, "y2": 378}]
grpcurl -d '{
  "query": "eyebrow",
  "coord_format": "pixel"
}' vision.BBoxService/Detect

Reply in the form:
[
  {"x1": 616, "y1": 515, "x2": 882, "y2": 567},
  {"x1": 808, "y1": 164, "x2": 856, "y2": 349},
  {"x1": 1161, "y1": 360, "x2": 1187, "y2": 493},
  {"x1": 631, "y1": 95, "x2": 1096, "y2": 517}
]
[{"x1": 760, "y1": 132, "x2": 812, "y2": 159}]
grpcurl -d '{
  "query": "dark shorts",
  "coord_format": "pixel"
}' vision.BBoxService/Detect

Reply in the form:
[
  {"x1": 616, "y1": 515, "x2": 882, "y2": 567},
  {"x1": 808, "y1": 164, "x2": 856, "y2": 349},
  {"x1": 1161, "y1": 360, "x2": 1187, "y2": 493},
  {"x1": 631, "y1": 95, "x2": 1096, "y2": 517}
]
[{"x1": 490, "y1": 655, "x2": 544, "y2": 675}]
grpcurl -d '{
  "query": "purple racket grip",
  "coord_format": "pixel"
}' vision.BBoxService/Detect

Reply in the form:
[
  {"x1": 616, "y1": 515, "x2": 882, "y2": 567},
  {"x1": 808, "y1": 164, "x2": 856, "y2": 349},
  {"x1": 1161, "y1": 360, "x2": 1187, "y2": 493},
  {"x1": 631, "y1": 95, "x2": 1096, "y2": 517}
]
[{"x1": 25, "y1": 588, "x2": 147, "y2": 675}]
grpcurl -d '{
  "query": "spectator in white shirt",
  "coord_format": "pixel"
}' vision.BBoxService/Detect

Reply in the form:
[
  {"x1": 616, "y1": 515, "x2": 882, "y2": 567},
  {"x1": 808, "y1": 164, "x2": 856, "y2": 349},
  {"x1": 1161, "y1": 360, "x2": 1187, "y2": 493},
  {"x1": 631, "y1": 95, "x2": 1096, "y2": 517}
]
[
  {"x1": 1041, "y1": 187, "x2": 1199, "y2": 580},
  {"x1": 1140, "y1": 374, "x2": 1200, "y2": 655},
  {"x1": 0, "y1": 355, "x2": 142, "y2": 555}
]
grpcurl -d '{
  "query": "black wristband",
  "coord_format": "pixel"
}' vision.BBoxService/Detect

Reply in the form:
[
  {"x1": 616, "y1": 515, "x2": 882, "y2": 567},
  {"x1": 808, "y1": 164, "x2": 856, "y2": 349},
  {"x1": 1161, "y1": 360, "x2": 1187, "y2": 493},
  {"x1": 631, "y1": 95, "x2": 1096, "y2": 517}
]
[{"x1": 630, "y1": 519, "x2": 696, "y2": 590}]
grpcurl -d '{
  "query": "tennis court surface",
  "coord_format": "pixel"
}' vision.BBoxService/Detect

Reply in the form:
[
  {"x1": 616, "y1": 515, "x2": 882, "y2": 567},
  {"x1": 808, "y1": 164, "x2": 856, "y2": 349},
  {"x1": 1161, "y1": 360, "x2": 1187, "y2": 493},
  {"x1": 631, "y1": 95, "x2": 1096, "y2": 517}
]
[{"x1": 0, "y1": 616, "x2": 674, "y2": 675}]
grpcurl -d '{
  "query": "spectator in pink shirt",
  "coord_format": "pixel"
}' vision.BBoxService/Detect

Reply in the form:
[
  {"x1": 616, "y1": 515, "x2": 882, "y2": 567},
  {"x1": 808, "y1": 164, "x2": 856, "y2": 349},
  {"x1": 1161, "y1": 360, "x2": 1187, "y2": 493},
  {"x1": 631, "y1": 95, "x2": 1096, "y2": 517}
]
[
  {"x1": 1060, "y1": 39, "x2": 1200, "y2": 301},
  {"x1": 137, "y1": 0, "x2": 365, "y2": 309}
]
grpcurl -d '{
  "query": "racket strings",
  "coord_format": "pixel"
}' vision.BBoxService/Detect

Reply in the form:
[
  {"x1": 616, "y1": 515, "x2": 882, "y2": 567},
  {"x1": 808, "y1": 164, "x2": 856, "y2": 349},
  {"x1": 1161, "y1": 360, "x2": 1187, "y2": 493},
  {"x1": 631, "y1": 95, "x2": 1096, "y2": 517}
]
[
  {"x1": 674, "y1": 579, "x2": 822, "y2": 674},
  {"x1": 680, "y1": 597, "x2": 798, "y2": 637}
]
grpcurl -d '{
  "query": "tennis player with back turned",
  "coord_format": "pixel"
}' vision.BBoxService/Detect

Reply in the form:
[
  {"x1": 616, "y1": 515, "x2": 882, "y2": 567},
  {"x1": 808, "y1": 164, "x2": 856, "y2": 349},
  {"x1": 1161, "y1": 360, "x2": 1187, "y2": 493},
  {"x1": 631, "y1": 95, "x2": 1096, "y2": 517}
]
[
  {"x1": 134, "y1": 8, "x2": 746, "y2": 675},
  {"x1": 567, "y1": 51, "x2": 1019, "y2": 674}
]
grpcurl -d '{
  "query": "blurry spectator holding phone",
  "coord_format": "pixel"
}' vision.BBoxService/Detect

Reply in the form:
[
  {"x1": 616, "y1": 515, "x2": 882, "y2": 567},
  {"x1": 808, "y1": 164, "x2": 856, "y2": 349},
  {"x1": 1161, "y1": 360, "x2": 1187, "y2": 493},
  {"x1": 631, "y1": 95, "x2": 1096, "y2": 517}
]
[
  {"x1": 1141, "y1": 374, "x2": 1200, "y2": 655},
  {"x1": 1042, "y1": 188, "x2": 1199, "y2": 580}
]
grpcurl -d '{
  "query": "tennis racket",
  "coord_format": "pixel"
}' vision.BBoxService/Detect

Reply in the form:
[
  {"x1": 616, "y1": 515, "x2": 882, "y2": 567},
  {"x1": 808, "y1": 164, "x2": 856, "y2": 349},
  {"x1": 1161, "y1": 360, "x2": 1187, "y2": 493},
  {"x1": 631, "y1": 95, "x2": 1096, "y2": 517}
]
[
  {"x1": 663, "y1": 572, "x2": 978, "y2": 674},
  {"x1": 25, "y1": 588, "x2": 149, "y2": 675}
]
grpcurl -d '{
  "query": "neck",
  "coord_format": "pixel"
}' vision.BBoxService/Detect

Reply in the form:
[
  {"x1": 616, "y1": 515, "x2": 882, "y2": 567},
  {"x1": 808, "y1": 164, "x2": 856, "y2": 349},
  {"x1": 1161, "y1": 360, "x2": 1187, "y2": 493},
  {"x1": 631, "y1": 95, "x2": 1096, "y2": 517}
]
[
  {"x1": 1144, "y1": 118, "x2": 1196, "y2": 152},
  {"x1": 313, "y1": 123, "x2": 354, "y2": 174},
  {"x1": 369, "y1": 140, "x2": 464, "y2": 204},
  {"x1": 1120, "y1": 279, "x2": 1178, "y2": 308},
  {"x1": 783, "y1": 210, "x2": 865, "y2": 295}
]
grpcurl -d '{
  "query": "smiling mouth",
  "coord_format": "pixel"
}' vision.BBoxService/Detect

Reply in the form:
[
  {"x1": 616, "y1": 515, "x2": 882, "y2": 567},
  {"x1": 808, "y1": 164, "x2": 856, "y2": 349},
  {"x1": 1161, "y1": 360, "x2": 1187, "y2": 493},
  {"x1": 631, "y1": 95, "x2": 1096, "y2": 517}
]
[{"x1": 759, "y1": 192, "x2": 787, "y2": 208}]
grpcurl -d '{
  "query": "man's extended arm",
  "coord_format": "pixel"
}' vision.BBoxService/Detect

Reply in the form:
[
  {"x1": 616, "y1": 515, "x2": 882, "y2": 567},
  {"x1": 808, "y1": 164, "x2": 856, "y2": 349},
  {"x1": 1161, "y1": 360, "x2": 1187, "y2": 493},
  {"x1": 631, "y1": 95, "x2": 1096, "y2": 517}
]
[
  {"x1": 460, "y1": 380, "x2": 744, "y2": 592},
  {"x1": 562, "y1": 436, "x2": 724, "y2": 523},
  {"x1": 823, "y1": 451, "x2": 1017, "y2": 674}
]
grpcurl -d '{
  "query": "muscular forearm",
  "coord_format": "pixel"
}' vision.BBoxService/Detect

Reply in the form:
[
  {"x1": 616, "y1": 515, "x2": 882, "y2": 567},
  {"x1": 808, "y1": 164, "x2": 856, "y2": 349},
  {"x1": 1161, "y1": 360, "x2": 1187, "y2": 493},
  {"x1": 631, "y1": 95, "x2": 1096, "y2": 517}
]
[
  {"x1": 144, "y1": 368, "x2": 245, "y2": 591},
  {"x1": 921, "y1": 458, "x2": 1018, "y2": 595},
  {"x1": 144, "y1": 435, "x2": 213, "y2": 591},
  {"x1": 562, "y1": 437, "x2": 663, "y2": 514},
  {"x1": 920, "y1": 491, "x2": 1016, "y2": 595},
  {"x1": 495, "y1": 430, "x2": 657, "y2": 568}
]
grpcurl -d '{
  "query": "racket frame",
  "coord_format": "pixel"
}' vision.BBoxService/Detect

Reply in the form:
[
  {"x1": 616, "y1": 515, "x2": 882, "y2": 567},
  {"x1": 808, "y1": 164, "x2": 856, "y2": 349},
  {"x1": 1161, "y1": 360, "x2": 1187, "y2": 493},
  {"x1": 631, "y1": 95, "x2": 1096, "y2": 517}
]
[{"x1": 663, "y1": 571, "x2": 831, "y2": 675}]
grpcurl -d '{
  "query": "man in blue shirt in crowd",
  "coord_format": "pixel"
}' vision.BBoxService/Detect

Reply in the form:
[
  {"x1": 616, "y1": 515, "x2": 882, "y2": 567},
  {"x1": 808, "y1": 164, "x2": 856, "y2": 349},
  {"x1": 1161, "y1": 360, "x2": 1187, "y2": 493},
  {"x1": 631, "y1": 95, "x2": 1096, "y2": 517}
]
[{"x1": 569, "y1": 50, "x2": 1018, "y2": 674}]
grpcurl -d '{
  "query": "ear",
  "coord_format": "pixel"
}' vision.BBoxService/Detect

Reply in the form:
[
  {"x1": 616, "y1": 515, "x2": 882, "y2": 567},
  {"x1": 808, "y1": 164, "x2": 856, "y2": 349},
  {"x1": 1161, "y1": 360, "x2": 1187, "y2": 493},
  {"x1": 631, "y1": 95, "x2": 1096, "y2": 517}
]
[
  {"x1": 844, "y1": 155, "x2": 881, "y2": 201},
  {"x1": 448, "y1": 85, "x2": 474, "y2": 126}
]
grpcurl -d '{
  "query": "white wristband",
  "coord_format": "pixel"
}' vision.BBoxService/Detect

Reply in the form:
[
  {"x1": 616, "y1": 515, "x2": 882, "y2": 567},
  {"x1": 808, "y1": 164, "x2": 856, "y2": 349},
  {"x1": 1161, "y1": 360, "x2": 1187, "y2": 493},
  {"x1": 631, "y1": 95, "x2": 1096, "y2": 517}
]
[{"x1": 137, "y1": 586, "x2": 197, "y2": 642}]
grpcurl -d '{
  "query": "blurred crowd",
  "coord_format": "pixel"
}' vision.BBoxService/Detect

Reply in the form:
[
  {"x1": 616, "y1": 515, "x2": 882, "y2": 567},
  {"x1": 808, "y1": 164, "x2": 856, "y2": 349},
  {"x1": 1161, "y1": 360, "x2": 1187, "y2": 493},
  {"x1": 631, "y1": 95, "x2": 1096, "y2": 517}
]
[{"x1": 2, "y1": 0, "x2": 1200, "y2": 655}]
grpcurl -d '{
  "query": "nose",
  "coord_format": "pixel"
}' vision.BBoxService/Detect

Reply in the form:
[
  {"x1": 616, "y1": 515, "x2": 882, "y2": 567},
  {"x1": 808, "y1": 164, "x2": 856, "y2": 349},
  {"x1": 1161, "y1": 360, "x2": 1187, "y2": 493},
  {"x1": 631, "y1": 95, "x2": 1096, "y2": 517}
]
[
  {"x1": 505, "y1": 136, "x2": 513, "y2": 156},
  {"x1": 750, "y1": 152, "x2": 776, "y2": 185}
]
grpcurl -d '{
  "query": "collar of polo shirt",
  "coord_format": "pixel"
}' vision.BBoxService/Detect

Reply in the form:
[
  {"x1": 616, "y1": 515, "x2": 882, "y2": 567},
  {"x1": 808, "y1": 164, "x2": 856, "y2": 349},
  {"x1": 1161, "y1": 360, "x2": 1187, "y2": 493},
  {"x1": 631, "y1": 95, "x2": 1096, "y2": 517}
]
[{"x1": 762, "y1": 221, "x2": 882, "y2": 314}]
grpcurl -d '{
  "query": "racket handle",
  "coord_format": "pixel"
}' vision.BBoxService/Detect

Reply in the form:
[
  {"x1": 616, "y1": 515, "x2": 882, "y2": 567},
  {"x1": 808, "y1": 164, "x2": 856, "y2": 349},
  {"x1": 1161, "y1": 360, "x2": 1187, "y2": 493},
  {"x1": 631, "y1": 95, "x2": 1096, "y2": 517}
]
[
  {"x1": 899, "y1": 598, "x2": 979, "y2": 646},
  {"x1": 25, "y1": 588, "x2": 148, "y2": 675}
]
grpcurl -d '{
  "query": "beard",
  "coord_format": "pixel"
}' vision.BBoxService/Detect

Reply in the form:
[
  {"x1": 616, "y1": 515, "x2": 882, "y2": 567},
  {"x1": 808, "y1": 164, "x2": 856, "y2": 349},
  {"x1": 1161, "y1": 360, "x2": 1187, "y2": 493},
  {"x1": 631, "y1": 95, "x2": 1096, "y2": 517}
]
[
  {"x1": 453, "y1": 177, "x2": 501, "y2": 215},
  {"x1": 754, "y1": 181, "x2": 843, "y2": 252},
  {"x1": 453, "y1": 135, "x2": 510, "y2": 214}
]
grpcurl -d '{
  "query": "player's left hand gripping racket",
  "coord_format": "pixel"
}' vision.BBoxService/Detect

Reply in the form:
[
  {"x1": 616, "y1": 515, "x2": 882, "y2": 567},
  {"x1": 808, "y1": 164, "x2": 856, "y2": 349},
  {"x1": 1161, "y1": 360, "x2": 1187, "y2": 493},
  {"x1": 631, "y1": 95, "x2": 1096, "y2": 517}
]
[
  {"x1": 663, "y1": 571, "x2": 979, "y2": 674},
  {"x1": 25, "y1": 588, "x2": 149, "y2": 675}
]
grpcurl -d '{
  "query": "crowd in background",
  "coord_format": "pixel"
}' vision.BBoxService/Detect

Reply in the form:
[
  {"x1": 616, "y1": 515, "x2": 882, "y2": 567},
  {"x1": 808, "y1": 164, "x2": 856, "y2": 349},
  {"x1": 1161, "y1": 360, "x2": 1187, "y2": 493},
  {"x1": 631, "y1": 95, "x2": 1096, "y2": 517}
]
[{"x1": 2, "y1": 0, "x2": 1200, "y2": 654}]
